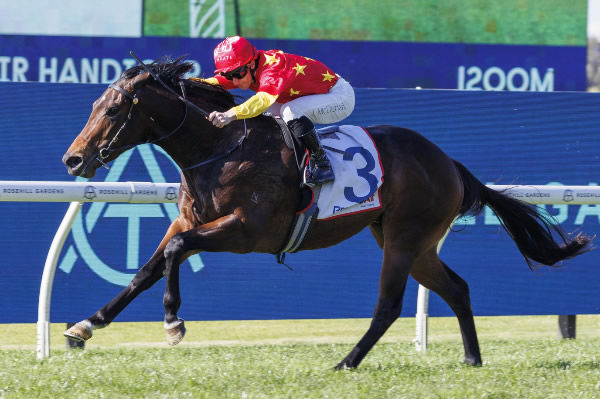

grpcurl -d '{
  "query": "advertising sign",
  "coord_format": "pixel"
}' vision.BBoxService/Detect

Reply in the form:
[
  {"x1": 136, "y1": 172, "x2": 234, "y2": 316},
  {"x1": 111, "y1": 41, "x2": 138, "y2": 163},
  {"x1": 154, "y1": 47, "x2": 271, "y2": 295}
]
[
  {"x1": 0, "y1": 35, "x2": 586, "y2": 91},
  {"x1": 1, "y1": 83, "x2": 599, "y2": 323},
  {"x1": 144, "y1": 0, "x2": 586, "y2": 47}
]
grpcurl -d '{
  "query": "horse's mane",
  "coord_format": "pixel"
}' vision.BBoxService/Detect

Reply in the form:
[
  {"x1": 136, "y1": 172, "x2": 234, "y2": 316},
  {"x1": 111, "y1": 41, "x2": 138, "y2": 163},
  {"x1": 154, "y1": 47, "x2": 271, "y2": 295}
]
[{"x1": 120, "y1": 56, "x2": 237, "y2": 109}]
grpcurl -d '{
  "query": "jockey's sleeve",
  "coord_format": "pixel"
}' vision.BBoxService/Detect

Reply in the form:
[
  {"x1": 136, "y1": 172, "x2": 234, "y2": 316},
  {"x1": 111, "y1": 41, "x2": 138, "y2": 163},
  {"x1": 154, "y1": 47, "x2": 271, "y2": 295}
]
[{"x1": 230, "y1": 91, "x2": 279, "y2": 119}]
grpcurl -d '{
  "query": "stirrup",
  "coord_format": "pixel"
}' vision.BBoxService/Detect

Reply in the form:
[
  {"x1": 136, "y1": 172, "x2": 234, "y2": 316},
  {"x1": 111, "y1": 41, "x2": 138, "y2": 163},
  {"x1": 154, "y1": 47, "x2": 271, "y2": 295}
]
[{"x1": 305, "y1": 159, "x2": 334, "y2": 185}]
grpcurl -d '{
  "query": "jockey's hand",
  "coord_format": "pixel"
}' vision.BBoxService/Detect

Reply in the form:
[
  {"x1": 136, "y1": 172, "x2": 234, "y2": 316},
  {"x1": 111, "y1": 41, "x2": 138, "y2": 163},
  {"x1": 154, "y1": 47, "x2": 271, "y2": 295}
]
[{"x1": 208, "y1": 109, "x2": 237, "y2": 128}]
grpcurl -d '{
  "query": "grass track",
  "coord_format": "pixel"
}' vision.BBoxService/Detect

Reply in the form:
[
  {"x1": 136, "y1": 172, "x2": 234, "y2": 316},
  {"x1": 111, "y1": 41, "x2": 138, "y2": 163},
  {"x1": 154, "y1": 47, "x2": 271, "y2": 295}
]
[{"x1": 1, "y1": 316, "x2": 600, "y2": 398}]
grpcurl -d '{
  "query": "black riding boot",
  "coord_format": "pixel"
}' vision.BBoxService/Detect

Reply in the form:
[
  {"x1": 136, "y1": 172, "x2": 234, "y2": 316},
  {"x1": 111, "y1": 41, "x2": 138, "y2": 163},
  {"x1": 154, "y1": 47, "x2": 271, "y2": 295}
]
[{"x1": 287, "y1": 116, "x2": 334, "y2": 185}]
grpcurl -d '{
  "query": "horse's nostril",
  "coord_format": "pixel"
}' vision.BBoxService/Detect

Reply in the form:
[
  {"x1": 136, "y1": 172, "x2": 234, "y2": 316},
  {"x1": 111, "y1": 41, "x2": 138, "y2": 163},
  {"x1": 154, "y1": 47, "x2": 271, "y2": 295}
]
[{"x1": 65, "y1": 156, "x2": 83, "y2": 169}]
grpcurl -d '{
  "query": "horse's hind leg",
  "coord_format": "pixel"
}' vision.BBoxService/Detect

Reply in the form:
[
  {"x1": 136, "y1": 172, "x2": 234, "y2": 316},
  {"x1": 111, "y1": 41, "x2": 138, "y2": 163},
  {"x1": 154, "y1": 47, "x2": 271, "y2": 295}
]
[
  {"x1": 336, "y1": 239, "x2": 414, "y2": 369},
  {"x1": 410, "y1": 249, "x2": 482, "y2": 366}
]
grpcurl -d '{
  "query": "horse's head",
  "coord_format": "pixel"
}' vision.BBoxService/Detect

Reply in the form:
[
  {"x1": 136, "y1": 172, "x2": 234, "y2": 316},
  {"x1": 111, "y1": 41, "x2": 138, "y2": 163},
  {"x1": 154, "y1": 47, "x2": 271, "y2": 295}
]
[
  {"x1": 63, "y1": 69, "x2": 151, "y2": 178},
  {"x1": 63, "y1": 57, "x2": 235, "y2": 178}
]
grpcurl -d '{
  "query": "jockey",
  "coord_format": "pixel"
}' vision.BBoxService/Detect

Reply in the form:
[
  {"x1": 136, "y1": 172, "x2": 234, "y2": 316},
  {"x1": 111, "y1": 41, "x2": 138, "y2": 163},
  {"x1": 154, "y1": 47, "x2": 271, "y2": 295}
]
[{"x1": 199, "y1": 36, "x2": 355, "y2": 185}]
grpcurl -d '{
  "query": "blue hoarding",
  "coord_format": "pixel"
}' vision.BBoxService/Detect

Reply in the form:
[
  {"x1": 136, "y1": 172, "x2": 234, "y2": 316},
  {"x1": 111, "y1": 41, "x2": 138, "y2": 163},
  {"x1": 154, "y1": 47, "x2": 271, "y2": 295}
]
[
  {"x1": 0, "y1": 35, "x2": 585, "y2": 91},
  {"x1": 0, "y1": 82, "x2": 599, "y2": 323}
]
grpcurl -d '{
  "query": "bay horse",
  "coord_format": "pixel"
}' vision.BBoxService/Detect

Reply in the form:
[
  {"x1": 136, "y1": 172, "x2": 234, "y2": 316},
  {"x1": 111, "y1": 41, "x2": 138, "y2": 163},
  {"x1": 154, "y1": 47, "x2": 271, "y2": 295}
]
[{"x1": 62, "y1": 57, "x2": 592, "y2": 369}]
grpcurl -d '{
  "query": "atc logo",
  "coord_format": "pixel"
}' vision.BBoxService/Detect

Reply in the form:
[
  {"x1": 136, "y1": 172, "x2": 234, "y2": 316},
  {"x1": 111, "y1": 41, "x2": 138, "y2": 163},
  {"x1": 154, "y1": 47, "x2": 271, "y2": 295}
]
[
  {"x1": 563, "y1": 189, "x2": 574, "y2": 202},
  {"x1": 83, "y1": 186, "x2": 97, "y2": 200},
  {"x1": 165, "y1": 186, "x2": 178, "y2": 201},
  {"x1": 58, "y1": 144, "x2": 204, "y2": 286}
]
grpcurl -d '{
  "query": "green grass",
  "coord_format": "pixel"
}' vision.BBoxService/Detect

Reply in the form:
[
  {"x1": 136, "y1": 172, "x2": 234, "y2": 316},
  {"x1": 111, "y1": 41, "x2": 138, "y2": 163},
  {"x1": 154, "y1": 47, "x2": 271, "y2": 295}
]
[{"x1": 1, "y1": 316, "x2": 600, "y2": 398}]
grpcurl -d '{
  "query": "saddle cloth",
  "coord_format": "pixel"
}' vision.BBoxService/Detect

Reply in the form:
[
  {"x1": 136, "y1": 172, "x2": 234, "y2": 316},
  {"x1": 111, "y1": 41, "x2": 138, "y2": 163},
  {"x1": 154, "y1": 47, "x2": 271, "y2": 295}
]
[
  {"x1": 311, "y1": 125, "x2": 384, "y2": 220},
  {"x1": 277, "y1": 124, "x2": 384, "y2": 257}
]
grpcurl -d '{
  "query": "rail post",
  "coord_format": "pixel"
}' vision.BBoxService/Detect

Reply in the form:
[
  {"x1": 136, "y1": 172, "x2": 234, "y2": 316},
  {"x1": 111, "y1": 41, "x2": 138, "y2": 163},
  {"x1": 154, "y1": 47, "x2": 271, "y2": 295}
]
[{"x1": 37, "y1": 201, "x2": 82, "y2": 359}]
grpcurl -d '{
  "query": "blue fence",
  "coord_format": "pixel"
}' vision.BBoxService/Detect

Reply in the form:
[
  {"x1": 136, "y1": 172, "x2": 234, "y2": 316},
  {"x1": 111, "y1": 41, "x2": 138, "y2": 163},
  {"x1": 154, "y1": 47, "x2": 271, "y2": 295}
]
[{"x1": 1, "y1": 82, "x2": 599, "y2": 323}]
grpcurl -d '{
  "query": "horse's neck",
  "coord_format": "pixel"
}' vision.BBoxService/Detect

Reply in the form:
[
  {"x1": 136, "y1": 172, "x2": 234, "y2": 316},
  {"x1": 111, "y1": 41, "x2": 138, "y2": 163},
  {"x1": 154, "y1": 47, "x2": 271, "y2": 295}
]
[
  {"x1": 170, "y1": 117, "x2": 296, "y2": 223},
  {"x1": 157, "y1": 119, "x2": 242, "y2": 171}
]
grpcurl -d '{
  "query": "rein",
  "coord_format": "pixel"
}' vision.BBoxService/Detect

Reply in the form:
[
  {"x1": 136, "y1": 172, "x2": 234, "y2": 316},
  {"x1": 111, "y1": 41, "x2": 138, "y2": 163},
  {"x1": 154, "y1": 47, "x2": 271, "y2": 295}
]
[
  {"x1": 97, "y1": 52, "x2": 248, "y2": 171},
  {"x1": 129, "y1": 51, "x2": 210, "y2": 118}
]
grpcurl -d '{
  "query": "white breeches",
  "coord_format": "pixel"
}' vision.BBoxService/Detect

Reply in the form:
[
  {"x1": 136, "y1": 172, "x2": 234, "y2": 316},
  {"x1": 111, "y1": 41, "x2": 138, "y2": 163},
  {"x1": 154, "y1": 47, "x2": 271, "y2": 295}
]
[{"x1": 265, "y1": 76, "x2": 355, "y2": 125}]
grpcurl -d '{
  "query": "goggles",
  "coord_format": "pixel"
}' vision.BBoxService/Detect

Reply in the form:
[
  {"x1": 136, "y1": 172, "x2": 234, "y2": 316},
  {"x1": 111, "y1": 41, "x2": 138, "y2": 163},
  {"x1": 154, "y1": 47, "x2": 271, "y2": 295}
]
[{"x1": 221, "y1": 65, "x2": 249, "y2": 81}]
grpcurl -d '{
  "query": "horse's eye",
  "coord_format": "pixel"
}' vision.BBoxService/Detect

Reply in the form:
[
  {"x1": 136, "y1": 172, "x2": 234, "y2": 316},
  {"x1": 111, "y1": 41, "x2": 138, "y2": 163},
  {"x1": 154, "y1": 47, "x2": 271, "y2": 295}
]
[{"x1": 105, "y1": 106, "x2": 120, "y2": 117}]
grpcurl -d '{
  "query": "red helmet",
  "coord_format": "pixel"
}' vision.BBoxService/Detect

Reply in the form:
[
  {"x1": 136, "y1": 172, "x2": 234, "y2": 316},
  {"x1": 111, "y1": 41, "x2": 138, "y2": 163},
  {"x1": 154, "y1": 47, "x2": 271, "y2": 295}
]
[{"x1": 213, "y1": 36, "x2": 257, "y2": 73}]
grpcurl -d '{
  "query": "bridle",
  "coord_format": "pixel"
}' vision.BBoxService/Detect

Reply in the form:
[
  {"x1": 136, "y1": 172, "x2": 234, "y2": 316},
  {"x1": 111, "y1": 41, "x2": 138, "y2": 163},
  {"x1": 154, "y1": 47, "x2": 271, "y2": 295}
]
[
  {"x1": 97, "y1": 81, "x2": 190, "y2": 164},
  {"x1": 97, "y1": 51, "x2": 248, "y2": 172}
]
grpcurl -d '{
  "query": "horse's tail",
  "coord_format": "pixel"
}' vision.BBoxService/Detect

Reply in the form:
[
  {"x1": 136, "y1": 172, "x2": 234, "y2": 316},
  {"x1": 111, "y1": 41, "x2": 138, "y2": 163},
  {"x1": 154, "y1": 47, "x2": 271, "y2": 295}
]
[{"x1": 453, "y1": 160, "x2": 594, "y2": 270}]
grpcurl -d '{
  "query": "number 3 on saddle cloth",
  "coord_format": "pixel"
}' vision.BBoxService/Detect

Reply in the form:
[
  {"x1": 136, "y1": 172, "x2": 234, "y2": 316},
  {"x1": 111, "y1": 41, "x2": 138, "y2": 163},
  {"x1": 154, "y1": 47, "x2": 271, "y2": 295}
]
[{"x1": 277, "y1": 125, "x2": 384, "y2": 261}]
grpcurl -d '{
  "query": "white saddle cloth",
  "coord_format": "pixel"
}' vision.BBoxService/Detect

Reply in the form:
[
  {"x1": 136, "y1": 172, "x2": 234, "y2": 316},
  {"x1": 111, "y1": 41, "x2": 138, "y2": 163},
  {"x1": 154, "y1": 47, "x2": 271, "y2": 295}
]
[{"x1": 309, "y1": 125, "x2": 384, "y2": 220}]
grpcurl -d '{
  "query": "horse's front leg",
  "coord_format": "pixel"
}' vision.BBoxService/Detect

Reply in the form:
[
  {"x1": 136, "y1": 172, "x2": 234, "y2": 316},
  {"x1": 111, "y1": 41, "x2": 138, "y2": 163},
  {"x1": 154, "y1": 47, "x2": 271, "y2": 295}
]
[
  {"x1": 163, "y1": 213, "x2": 249, "y2": 345},
  {"x1": 64, "y1": 216, "x2": 191, "y2": 342}
]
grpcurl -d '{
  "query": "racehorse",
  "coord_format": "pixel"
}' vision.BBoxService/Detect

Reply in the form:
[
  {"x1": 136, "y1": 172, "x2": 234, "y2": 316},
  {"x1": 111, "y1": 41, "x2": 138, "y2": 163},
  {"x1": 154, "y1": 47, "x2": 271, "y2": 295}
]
[{"x1": 62, "y1": 57, "x2": 592, "y2": 369}]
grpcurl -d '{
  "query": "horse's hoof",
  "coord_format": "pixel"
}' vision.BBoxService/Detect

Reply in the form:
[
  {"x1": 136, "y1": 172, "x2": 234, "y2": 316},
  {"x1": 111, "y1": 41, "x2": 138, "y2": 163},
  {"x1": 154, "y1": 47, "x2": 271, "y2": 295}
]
[
  {"x1": 464, "y1": 357, "x2": 482, "y2": 367},
  {"x1": 334, "y1": 363, "x2": 346, "y2": 371},
  {"x1": 165, "y1": 319, "x2": 186, "y2": 346},
  {"x1": 335, "y1": 347, "x2": 360, "y2": 370},
  {"x1": 64, "y1": 320, "x2": 93, "y2": 342},
  {"x1": 334, "y1": 362, "x2": 356, "y2": 371}
]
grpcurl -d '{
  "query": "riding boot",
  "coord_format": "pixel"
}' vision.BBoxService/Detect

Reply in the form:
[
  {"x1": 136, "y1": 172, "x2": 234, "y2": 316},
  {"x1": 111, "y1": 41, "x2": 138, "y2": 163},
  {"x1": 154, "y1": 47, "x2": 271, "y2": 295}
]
[{"x1": 287, "y1": 116, "x2": 334, "y2": 185}]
